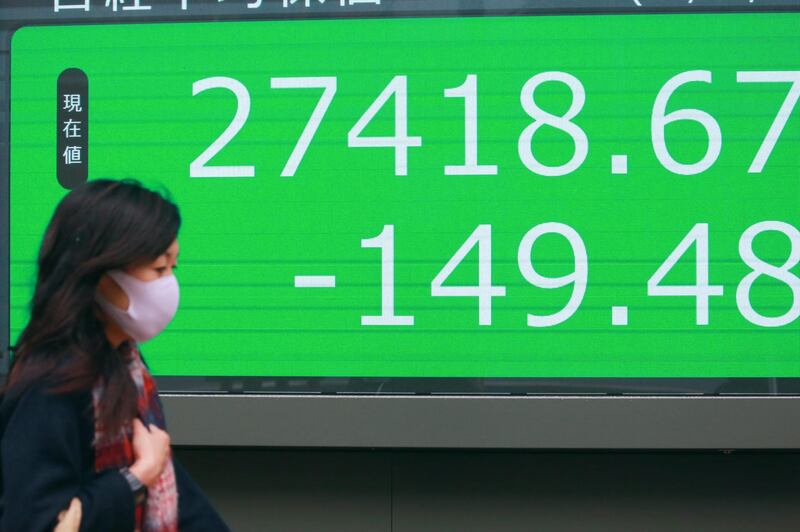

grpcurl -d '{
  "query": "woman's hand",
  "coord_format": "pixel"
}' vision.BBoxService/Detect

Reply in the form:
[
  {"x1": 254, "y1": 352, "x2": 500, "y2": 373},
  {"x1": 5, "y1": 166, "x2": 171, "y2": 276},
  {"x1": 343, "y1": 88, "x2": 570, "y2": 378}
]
[
  {"x1": 54, "y1": 497, "x2": 82, "y2": 532},
  {"x1": 128, "y1": 417, "x2": 171, "y2": 487}
]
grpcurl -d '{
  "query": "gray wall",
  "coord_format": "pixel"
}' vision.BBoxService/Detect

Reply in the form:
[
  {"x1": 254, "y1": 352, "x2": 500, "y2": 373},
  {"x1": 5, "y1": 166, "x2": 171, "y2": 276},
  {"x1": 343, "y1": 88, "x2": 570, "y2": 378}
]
[{"x1": 175, "y1": 447, "x2": 800, "y2": 532}]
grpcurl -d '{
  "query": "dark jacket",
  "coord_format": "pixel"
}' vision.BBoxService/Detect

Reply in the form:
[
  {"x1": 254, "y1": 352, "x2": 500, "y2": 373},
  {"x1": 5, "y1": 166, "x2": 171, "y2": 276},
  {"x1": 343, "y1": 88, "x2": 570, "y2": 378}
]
[{"x1": 0, "y1": 374, "x2": 231, "y2": 532}]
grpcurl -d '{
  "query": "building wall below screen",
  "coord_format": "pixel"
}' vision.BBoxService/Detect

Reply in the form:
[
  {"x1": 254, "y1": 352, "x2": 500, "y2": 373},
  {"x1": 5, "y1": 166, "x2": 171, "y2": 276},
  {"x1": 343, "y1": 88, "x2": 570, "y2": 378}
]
[{"x1": 174, "y1": 448, "x2": 800, "y2": 532}]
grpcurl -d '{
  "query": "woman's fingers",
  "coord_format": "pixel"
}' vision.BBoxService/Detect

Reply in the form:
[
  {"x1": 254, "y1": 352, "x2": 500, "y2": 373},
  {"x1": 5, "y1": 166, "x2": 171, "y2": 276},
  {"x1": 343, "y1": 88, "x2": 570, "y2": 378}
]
[
  {"x1": 129, "y1": 418, "x2": 173, "y2": 487},
  {"x1": 132, "y1": 417, "x2": 143, "y2": 434},
  {"x1": 144, "y1": 423, "x2": 171, "y2": 445},
  {"x1": 54, "y1": 497, "x2": 82, "y2": 532}
]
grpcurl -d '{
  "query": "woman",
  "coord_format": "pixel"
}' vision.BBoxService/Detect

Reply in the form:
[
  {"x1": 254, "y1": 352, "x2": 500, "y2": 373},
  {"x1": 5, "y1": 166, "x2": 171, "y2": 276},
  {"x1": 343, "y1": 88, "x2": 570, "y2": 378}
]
[{"x1": 0, "y1": 179, "x2": 231, "y2": 531}]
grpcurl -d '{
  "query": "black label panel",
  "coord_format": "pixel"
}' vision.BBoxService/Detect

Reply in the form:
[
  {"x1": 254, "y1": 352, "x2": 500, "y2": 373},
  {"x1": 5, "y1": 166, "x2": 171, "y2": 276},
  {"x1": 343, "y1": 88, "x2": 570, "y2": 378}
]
[{"x1": 56, "y1": 68, "x2": 88, "y2": 189}]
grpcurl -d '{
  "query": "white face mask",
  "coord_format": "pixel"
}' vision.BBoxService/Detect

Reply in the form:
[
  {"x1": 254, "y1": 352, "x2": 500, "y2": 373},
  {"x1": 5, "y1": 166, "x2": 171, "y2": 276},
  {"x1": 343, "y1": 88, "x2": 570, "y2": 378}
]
[{"x1": 94, "y1": 269, "x2": 180, "y2": 343}]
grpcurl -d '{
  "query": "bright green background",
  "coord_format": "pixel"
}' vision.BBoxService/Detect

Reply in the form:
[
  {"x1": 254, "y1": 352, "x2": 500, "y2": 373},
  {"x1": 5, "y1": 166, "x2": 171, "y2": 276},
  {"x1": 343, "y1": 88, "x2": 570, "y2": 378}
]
[{"x1": 10, "y1": 13, "x2": 800, "y2": 377}]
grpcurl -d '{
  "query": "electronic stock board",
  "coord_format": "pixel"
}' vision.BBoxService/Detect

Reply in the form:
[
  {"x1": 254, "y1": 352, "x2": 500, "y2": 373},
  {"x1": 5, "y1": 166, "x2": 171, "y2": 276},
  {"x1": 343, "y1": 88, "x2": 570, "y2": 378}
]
[{"x1": 2, "y1": 0, "x2": 799, "y2": 447}]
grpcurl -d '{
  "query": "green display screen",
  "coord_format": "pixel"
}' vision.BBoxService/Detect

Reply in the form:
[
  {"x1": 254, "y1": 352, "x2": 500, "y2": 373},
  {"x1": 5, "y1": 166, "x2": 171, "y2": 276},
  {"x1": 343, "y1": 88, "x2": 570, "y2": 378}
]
[{"x1": 10, "y1": 13, "x2": 800, "y2": 379}]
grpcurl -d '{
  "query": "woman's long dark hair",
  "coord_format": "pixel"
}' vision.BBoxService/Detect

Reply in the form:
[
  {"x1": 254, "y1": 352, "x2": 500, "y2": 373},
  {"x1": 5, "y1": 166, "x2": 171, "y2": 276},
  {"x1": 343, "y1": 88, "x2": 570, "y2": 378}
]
[{"x1": 3, "y1": 178, "x2": 181, "y2": 437}]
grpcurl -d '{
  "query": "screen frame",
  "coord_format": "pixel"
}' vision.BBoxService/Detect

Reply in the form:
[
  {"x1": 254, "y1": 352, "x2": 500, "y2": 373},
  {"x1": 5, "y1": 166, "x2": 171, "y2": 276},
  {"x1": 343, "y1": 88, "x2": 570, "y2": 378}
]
[
  {"x1": 159, "y1": 394, "x2": 800, "y2": 449},
  {"x1": 3, "y1": 1, "x2": 800, "y2": 449}
]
